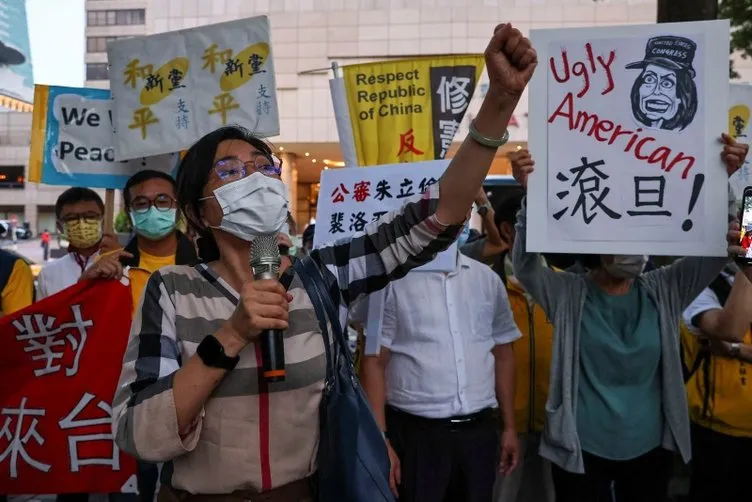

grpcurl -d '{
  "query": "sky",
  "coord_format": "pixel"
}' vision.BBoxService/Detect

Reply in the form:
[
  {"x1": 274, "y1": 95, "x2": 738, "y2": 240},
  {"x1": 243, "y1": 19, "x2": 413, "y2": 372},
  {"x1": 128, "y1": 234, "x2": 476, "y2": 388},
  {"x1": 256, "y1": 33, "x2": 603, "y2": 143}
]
[{"x1": 26, "y1": 0, "x2": 85, "y2": 87}]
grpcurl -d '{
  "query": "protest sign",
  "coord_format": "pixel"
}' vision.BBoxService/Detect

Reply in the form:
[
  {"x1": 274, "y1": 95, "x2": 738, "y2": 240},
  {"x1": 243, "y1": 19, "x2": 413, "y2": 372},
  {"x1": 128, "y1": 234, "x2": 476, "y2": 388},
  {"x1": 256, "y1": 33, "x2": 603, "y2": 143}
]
[
  {"x1": 314, "y1": 160, "x2": 456, "y2": 272},
  {"x1": 0, "y1": 279, "x2": 137, "y2": 494},
  {"x1": 527, "y1": 20, "x2": 729, "y2": 257},
  {"x1": 342, "y1": 55, "x2": 484, "y2": 166},
  {"x1": 728, "y1": 83, "x2": 752, "y2": 200},
  {"x1": 28, "y1": 85, "x2": 178, "y2": 189},
  {"x1": 108, "y1": 15, "x2": 279, "y2": 161}
]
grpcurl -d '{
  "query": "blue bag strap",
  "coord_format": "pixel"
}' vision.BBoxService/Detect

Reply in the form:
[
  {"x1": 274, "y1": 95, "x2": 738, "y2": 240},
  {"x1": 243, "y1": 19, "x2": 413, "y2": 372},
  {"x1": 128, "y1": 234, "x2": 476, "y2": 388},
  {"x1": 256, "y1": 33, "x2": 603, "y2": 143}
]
[
  {"x1": 293, "y1": 257, "x2": 335, "y2": 388},
  {"x1": 298, "y1": 256, "x2": 351, "y2": 360}
]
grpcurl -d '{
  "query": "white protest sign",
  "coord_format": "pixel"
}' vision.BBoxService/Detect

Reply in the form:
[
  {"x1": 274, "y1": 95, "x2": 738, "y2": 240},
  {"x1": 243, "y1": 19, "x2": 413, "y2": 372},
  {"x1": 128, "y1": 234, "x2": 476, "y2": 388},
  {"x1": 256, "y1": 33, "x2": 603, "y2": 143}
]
[
  {"x1": 34, "y1": 86, "x2": 177, "y2": 189},
  {"x1": 108, "y1": 15, "x2": 279, "y2": 161},
  {"x1": 527, "y1": 20, "x2": 729, "y2": 257},
  {"x1": 314, "y1": 160, "x2": 457, "y2": 272},
  {"x1": 729, "y1": 83, "x2": 752, "y2": 200}
]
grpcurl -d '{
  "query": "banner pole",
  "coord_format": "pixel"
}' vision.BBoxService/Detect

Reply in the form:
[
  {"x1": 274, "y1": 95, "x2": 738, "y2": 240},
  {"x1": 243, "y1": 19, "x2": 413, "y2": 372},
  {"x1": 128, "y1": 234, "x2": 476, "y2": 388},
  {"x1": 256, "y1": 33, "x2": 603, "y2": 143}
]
[
  {"x1": 329, "y1": 62, "x2": 358, "y2": 168},
  {"x1": 103, "y1": 189, "x2": 115, "y2": 235}
]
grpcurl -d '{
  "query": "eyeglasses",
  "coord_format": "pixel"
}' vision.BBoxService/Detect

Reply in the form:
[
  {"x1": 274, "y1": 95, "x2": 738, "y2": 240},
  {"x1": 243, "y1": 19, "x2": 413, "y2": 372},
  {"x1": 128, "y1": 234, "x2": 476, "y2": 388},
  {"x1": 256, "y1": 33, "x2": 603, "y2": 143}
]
[
  {"x1": 60, "y1": 212, "x2": 101, "y2": 224},
  {"x1": 213, "y1": 153, "x2": 282, "y2": 182},
  {"x1": 130, "y1": 193, "x2": 176, "y2": 214}
]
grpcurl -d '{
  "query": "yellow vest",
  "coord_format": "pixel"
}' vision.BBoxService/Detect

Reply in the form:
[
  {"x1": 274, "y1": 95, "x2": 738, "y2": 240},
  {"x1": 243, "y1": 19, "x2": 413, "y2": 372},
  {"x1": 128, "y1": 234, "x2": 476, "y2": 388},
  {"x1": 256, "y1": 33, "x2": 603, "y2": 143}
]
[
  {"x1": 682, "y1": 323, "x2": 752, "y2": 437},
  {"x1": 506, "y1": 278, "x2": 554, "y2": 433}
]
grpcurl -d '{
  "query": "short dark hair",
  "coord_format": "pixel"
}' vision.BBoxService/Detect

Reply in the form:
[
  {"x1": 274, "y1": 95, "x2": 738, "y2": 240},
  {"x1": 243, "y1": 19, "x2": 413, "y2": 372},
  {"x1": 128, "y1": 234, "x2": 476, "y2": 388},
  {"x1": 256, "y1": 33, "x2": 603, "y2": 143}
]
[
  {"x1": 493, "y1": 187, "x2": 526, "y2": 231},
  {"x1": 123, "y1": 170, "x2": 177, "y2": 209},
  {"x1": 55, "y1": 187, "x2": 104, "y2": 220},
  {"x1": 176, "y1": 125, "x2": 273, "y2": 262}
]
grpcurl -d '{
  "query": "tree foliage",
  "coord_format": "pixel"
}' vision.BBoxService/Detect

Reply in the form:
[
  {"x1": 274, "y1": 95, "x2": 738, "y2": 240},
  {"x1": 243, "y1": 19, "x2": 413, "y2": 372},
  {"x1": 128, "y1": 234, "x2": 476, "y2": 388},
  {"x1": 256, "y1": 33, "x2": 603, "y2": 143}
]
[{"x1": 719, "y1": 0, "x2": 752, "y2": 78}]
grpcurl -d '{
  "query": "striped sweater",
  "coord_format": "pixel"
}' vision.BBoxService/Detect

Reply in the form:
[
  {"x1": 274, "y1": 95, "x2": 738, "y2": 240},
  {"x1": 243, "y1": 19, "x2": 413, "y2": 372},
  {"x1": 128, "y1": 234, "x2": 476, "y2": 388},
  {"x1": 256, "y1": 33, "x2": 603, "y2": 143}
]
[{"x1": 111, "y1": 184, "x2": 460, "y2": 493}]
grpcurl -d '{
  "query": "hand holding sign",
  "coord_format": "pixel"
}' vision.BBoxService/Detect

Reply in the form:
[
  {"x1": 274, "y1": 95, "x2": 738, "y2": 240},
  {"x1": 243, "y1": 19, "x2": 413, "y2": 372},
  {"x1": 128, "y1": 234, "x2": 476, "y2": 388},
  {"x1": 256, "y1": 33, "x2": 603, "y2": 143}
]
[
  {"x1": 485, "y1": 24, "x2": 537, "y2": 102},
  {"x1": 510, "y1": 149, "x2": 535, "y2": 189},
  {"x1": 721, "y1": 133, "x2": 750, "y2": 177}
]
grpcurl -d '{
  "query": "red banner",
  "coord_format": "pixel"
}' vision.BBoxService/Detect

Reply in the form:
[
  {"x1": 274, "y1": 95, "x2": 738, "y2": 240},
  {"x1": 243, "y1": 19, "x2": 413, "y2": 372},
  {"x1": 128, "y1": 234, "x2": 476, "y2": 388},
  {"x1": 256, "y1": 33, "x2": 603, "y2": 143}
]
[{"x1": 0, "y1": 279, "x2": 137, "y2": 494}]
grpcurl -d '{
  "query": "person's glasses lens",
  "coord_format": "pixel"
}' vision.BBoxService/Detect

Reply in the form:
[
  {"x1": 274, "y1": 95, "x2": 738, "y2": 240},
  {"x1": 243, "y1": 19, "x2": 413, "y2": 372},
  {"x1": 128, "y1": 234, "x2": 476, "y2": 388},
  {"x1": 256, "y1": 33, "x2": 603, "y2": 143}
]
[
  {"x1": 214, "y1": 159, "x2": 247, "y2": 181},
  {"x1": 155, "y1": 195, "x2": 174, "y2": 211}
]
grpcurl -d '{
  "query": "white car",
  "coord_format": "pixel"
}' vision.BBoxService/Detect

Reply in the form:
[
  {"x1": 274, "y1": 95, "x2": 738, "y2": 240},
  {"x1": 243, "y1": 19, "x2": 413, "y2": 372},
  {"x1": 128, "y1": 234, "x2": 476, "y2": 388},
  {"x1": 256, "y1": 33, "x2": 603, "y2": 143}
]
[{"x1": 0, "y1": 220, "x2": 32, "y2": 240}]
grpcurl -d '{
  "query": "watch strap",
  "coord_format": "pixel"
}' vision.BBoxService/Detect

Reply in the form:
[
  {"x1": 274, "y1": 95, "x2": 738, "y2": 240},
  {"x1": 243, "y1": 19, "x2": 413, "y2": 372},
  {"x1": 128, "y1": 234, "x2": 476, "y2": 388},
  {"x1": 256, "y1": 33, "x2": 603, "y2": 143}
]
[{"x1": 197, "y1": 334, "x2": 240, "y2": 370}]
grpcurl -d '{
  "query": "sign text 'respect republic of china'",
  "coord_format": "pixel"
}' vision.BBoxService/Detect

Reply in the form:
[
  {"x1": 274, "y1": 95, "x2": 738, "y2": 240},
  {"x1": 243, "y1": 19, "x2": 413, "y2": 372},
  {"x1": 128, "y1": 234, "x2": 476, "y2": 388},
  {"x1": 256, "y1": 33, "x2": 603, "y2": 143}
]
[{"x1": 354, "y1": 70, "x2": 425, "y2": 121}]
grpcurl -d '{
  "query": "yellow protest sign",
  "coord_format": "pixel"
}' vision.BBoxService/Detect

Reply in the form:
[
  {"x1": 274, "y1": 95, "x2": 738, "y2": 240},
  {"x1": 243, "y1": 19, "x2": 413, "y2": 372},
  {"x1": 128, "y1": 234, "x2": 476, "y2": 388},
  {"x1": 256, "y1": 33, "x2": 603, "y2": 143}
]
[{"x1": 343, "y1": 55, "x2": 484, "y2": 166}]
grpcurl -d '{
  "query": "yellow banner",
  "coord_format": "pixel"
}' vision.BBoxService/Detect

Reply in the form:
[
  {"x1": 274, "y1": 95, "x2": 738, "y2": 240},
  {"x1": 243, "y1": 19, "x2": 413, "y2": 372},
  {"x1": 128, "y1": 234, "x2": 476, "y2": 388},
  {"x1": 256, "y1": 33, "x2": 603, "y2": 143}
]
[{"x1": 343, "y1": 55, "x2": 484, "y2": 167}]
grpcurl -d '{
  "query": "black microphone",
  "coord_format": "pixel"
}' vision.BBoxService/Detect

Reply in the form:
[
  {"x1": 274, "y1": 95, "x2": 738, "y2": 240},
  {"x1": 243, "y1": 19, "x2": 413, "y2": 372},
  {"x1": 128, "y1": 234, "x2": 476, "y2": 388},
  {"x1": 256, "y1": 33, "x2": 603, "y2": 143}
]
[{"x1": 250, "y1": 233, "x2": 285, "y2": 382}]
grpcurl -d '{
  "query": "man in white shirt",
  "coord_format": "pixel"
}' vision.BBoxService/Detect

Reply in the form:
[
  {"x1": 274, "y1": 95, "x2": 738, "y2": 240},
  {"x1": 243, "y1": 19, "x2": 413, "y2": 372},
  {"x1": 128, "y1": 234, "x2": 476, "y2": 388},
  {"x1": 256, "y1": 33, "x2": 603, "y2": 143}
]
[
  {"x1": 361, "y1": 247, "x2": 521, "y2": 502},
  {"x1": 37, "y1": 188, "x2": 108, "y2": 299}
]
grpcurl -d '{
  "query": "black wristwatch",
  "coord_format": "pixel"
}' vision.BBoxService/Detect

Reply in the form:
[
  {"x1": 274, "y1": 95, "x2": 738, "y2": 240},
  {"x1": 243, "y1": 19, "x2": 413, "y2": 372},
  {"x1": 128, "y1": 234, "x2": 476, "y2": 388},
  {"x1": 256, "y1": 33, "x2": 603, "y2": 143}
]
[{"x1": 197, "y1": 335, "x2": 240, "y2": 370}]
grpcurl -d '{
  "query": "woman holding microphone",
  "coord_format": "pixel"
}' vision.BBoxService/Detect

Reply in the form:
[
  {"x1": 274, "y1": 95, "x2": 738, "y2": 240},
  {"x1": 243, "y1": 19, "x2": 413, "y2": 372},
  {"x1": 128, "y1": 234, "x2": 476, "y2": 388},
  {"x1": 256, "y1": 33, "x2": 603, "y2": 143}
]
[{"x1": 109, "y1": 24, "x2": 538, "y2": 502}]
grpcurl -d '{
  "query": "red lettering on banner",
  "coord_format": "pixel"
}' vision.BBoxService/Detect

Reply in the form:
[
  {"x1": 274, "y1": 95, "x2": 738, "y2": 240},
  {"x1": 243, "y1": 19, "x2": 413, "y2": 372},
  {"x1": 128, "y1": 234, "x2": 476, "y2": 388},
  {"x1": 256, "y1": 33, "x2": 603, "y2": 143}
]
[
  {"x1": 0, "y1": 280, "x2": 136, "y2": 494},
  {"x1": 549, "y1": 43, "x2": 616, "y2": 98},
  {"x1": 331, "y1": 183, "x2": 350, "y2": 204},
  {"x1": 548, "y1": 92, "x2": 695, "y2": 178},
  {"x1": 352, "y1": 181, "x2": 371, "y2": 202}
]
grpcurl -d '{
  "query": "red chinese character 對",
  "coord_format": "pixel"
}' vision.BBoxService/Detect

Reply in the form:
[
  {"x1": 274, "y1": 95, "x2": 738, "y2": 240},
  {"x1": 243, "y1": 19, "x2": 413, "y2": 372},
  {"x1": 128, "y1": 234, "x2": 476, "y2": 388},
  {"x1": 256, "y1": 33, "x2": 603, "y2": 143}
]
[
  {"x1": 352, "y1": 181, "x2": 371, "y2": 202},
  {"x1": 397, "y1": 129, "x2": 424, "y2": 161},
  {"x1": 331, "y1": 183, "x2": 350, "y2": 204}
]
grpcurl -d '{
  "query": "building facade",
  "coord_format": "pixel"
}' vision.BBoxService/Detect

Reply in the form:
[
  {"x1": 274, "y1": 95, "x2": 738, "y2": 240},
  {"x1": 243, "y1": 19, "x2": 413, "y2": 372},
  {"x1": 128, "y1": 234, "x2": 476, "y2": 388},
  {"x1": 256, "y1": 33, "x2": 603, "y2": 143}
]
[{"x1": 2, "y1": 0, "x2": 751, "y2": 231}]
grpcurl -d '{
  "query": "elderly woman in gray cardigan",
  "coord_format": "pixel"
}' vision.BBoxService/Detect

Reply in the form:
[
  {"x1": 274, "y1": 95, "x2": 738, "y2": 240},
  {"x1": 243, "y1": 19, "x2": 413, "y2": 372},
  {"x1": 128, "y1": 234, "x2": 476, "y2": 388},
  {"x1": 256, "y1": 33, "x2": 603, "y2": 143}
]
[{"x1": 508, "y1": 136, "x2": 748, "y2": 502}]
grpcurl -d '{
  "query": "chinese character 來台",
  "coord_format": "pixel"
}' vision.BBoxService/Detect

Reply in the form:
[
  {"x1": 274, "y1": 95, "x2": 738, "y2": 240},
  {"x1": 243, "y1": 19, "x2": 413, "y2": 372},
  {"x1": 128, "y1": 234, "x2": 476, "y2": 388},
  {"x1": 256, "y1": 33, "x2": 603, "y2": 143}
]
[
  {"x1": 12, "y1": 304, "x2": 92, "y2": 378},
  {"x1": 59, "y1": 393, "x2": 121, "y2": 473},
  {"x1": 553, "y1": 157, "x2": 622, "y2": 224},
  {"x1": 0, "y1": 397, "x2": 51, "y2": 479}
]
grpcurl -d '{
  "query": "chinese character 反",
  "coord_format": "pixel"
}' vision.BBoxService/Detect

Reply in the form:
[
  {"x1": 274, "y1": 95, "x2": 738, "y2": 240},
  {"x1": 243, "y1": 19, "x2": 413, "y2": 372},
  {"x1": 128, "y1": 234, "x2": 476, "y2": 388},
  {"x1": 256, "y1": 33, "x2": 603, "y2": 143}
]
[
  {"x1": 349, "y1": 212, "x2": 368, "y2": 232},
  {"x1": 627, "y1": 176, "x2": 672, "y2": 217},
  {"x1": 12, "y1": 304, "x2": 92, "y2": 377},
  {"x1": 436, "y1": 76, "x2": 472, "y2": 115},
  {"x1": 0, "y1": 397, "x2": 51, "y2": 479},
  {"x1": 329, "y1": 212, "x2": 345, "y2": 234},
  {"x1": 396, "y1": 178, "x2": 416, "y2": 199},
  {"x1": 58, "y1": 393, "x2": 121, "y2": 473},
  {"x1": 553, "y1": 157, "x2": 622, "y2": 224},
  {"x1": 397, "y1": 129, "x2": 425, "y2": 160}
]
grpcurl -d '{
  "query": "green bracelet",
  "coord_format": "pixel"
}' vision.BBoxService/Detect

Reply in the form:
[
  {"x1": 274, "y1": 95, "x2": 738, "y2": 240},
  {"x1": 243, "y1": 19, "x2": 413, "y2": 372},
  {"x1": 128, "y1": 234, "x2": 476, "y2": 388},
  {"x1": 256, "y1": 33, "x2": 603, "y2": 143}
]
[{"x1": 469, "y1": 120, "x2": 510, "y2": 149}]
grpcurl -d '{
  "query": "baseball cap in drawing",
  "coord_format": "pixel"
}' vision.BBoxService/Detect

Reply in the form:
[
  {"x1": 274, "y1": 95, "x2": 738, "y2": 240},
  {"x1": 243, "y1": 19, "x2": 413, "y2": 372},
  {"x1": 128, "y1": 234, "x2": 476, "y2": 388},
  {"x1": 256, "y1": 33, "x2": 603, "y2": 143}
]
[{"x1": 625, "y1": 36, "x2": 697, "y2": 79}]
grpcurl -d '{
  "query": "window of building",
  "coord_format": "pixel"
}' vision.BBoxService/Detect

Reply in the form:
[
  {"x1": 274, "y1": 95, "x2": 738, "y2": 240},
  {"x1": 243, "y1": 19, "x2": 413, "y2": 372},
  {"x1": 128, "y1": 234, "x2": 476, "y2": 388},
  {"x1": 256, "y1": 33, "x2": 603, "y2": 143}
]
[
  {"x1": 86, "y1": 63, "x2": 109, "y2": 81},
  {"x1": 0, "y1": 166, "x2": 25, "y2": 189},
  {"x1": 87, "y1": 9, "x2": 145, "y2": 26},
  {"x1": 86, "y1": 36, "x2": 128, "y2": 53}
]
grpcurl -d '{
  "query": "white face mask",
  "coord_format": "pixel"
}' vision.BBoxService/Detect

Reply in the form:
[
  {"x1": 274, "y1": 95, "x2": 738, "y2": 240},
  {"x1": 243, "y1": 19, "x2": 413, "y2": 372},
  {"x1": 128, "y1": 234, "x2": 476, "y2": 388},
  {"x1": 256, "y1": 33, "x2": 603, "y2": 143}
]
[
  {"x1": 202, "y1": 172, "x2": 289, "y2": 242},
  {"x1": 605, "y1": 254, "x2": 648, "y2": 279}
]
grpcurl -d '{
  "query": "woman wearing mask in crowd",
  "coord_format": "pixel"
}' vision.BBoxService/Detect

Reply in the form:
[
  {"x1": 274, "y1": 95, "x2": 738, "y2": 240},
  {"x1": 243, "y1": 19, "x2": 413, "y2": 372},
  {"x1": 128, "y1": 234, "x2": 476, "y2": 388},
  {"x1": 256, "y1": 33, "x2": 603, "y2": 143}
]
[
  {"x1": 509, "y1": 137, "x2": 748, "y2": 502},
  {"x1": 111, "y1": 24, "x2": 537, "y2": 502}
]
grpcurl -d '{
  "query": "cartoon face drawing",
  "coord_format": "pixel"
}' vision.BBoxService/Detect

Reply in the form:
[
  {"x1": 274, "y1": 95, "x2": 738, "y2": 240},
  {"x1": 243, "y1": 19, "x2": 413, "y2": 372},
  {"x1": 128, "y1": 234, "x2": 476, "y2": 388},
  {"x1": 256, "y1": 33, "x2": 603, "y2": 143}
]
[
  {"x1": 637, "y1": 64, "x2": 679, "y2": 121},
  {"x1": 626, "y1": 36, "x2": 698, "y2": 132}
]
